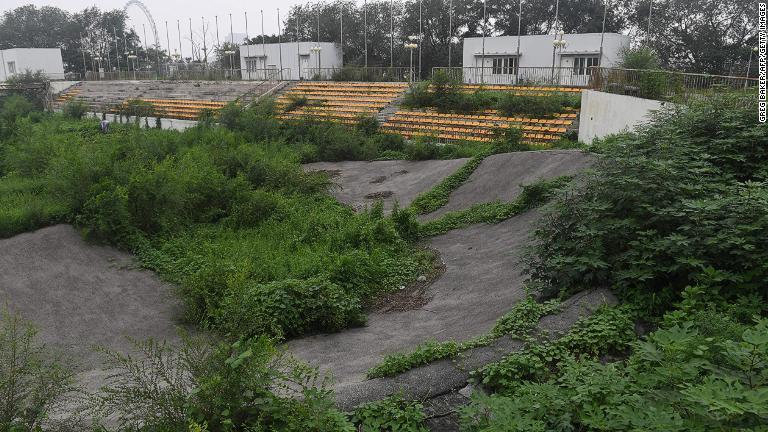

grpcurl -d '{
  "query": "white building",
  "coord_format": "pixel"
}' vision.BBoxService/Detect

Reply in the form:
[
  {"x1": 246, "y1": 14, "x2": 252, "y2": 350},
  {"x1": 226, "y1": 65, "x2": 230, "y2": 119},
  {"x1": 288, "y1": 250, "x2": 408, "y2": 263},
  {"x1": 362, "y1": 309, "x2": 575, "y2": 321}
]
[
  {"x1": 239, "y1": 42, "x2": 342, "y2": 81},
  {"x1": 461, "y1": 33, "x2": 630, "y2": 85},
  {"x1": 0, "y1": 48, "x2": 65, "y2": 81}
]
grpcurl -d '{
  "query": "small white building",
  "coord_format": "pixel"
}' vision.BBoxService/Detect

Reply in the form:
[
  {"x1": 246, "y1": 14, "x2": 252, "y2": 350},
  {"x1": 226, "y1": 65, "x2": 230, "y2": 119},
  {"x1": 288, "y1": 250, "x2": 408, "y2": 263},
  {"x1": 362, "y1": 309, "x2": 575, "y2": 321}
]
[
  {"x1": 0, "y1": 48, "x2": 65, "y2": 81},
  {"x1": 461, "y1": 33, "x2": 630, "y2": 85},
  {"x1": 239, "y1": 42, "x2": 342, "y2": 81}
]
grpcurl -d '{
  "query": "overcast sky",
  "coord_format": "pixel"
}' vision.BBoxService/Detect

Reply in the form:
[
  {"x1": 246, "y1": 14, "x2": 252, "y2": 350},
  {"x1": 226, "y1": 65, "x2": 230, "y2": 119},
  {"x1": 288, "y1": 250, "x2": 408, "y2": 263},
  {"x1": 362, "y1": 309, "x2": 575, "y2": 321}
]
[{"x1": 2, "y1": 0, "x2": 340, "y2": 56}]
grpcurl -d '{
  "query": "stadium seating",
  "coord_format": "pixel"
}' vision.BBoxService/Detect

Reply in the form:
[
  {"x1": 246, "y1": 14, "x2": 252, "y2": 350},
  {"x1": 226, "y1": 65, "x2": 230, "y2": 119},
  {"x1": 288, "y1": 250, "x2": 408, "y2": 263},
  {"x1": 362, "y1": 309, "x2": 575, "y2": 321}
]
[
  {"x1": 276, "y1": 81, "x2": 408, "y2": 123},
  {"x1": 381, "y1": 109, "x2": 577, "y2": 146},
  {"x1": 54, "y1": 80, "x2": 276, "y2": 120}
]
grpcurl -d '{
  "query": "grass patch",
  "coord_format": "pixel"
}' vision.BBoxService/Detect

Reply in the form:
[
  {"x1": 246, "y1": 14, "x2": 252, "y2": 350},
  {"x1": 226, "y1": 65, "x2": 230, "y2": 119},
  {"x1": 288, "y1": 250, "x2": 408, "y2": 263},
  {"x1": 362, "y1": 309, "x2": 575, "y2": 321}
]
[
  {"x1": 0, "y1": 176, "x2": 68, "y2": 237},
  {"x1": 366, "y1": 297, "x2": 561, "y2": 379},
  {"x1": 409, "y1": 152, "x2": 490, "y2": 215},
  {"x1": 418, "y1": 176, "x2": 572, "y2": 237}
]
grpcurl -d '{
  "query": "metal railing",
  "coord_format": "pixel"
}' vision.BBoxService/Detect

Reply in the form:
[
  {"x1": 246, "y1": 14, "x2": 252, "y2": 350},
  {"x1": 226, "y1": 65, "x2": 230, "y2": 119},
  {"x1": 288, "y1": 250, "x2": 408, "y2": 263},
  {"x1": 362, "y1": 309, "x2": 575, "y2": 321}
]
[
  {"x1": 302, "y1": 67, "x2": 414, "y2": 82},
  {"x1": 85, "y1": 69, "x2": 241, "y2": 81},
  {"x1": 432, "y1": 66, "x2": 593, "y2": 87},
  {"x1": 589, "y1": 67, "x2": 759, "y2": 102}
]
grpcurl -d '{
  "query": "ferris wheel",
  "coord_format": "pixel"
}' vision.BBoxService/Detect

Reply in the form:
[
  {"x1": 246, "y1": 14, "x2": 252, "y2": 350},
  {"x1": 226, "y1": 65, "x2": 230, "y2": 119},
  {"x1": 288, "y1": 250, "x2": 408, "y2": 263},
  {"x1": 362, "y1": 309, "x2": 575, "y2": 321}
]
[{"x1": 123, "y1": 0, "x2": 160, "y2": 49}]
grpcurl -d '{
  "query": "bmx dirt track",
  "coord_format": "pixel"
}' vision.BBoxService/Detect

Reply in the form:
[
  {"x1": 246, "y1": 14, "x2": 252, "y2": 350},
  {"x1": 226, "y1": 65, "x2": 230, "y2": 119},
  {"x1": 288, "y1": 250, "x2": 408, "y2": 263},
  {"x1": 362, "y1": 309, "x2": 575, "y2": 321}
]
[
  {"x1": 0, "y1": 225, "x2": 185, "y2": 384},
  {"x1": 291, "y1": 150, "x2": 594, "y2": 391},
  {"x1": 0, "y1": 149, "x2": 593, "y2": 411}
]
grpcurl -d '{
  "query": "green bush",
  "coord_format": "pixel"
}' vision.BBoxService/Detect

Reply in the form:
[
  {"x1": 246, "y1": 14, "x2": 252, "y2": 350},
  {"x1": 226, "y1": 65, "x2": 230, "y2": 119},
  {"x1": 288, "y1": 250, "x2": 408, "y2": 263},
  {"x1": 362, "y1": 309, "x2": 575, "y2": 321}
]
[
  {"x1": 0, "y1": 94, "x2": 35, "y2": 139},
  {"x1": 0, "y1": 309, "x2": 77, "y2": 431},
  {"x1": 462, "y1": 310, "x2": 768, "y2": 432},
  {"x1": 63, "y1": 100, "x2": 88, "y2": 119},
  {"x1": 526, "y1": 94, "x2": 768, "y2": 314},
  {"x1": 91, "y1": 335, "x2": 354, "y2": 431},
  {"x1": 218, "y1": 278, "x2": 365, "y2": 338},
  {"x1": 352, "y1": 396, "x2": 428, "y2": 432}
]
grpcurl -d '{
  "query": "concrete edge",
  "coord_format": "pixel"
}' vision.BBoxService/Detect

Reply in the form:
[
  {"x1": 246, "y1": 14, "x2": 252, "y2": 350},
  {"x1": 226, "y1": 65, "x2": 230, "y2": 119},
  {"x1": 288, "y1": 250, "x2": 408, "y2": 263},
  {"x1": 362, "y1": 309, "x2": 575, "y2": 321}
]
[{"x1": 334, "y1": 287, "x2": 617, "y2": 411}]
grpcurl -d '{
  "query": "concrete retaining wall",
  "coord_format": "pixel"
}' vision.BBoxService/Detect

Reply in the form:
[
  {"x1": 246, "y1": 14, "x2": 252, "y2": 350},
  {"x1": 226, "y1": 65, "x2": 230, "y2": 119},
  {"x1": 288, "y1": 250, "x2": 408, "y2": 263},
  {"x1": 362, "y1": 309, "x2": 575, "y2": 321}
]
[{"x1": 578, "y1": 90, "x2": 672, "y2": 144}]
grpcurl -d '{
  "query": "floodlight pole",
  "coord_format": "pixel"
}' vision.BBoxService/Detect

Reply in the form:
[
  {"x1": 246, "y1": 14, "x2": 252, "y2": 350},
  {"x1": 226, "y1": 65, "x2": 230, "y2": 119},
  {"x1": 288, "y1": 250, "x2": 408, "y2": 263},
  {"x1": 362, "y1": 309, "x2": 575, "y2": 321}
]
[
  {"x1": 177, "y1": 20, "x2": 183, "y2": 65},
  {"x1": 418, "y1": 0, "x2": 422, "y2": 78},
  {"x1": 390, "y1": 0, "x2": 394, "y2": 68},
  {"x1": 480, "y1": 0, "x2": 487, "y2": 84},
  {"x1": 80, "y1": 33, "x2": 88, "y2": 78},
  {"x1": 202, "y1": 17, "x2": 208, "y2": 65},
  {"x1": 551, "y1": 0, "x2": 560, "y2": 73},
  {"x1": 599, "y1": 0, "x2": 607, "y2": 67},
  {"x1": 516, "y1": 0, "x2": 522, "y2": 82},
  {"x1": 339, "y1": 5, "x2": 343, "y2": 66},
  {"x1": 364, "y1": 0, "x2": 368, "y2": 68},
  {"x1": 278, "y1": 8, "x2": 284, "y2": 80},
  {"x1": 114, "y1": 27, "x2": 121, "y2": 75},
  {"x1": 448, "y1": 0, "x2": 453, "y2": 68}
]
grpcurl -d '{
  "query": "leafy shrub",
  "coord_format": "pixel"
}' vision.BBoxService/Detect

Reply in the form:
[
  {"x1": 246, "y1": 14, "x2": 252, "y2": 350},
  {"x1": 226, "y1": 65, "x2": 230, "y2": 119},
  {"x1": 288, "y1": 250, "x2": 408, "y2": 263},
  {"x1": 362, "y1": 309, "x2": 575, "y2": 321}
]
[
  {"x1": 91, "y1": 335, "x2": 354, "y2": 431},
  {"x1": 218, "y1": 278, "x2": 365, "y2": 338},
  {"x1": 63, "y1": 100, "x2": 88, "y2": 119},
  {"x1": 284, "y1": 94, "x2": 309, "y2": 112},
  {"x1": 216, "y1": 101, "x2": 243, "y2": 129},
  {"x1": 352, "y1": 396, "x2": 428, "y2": 432},
  {"x1": 526, "y1": 94, "x2": 768, "y2": 314},
  {"x1": 0, "y1": 95, "x2": 35, "y2": 139},
  {"x1": 462, "y1": 310, "x2": 768, "y2": 432},
  {"x1": 3, "y1": 70, "x2": 50, "y2": 109},
  {"x1": 620, "y1": 46, "x2": 660, "y2": 70},
  {"x1": 0, "y1": 309, "x2": 77, "y2": 431},
  {"x1": 356, "y1": 115, "x2": 380, "y2": 136}
]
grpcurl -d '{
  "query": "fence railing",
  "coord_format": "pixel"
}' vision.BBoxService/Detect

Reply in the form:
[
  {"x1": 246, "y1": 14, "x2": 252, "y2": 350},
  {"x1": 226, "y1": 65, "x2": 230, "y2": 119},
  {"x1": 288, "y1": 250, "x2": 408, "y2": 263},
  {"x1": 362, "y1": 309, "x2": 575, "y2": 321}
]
[
  {"x1": 588, "y1": 67, "x2": 759, "y2": 102},
  {"x1": 82, "y1": 68, "x2": 290, "y2": 82},
  {"x1": 432, "y1": 66, "x2": 593, "y2": 87},
  {"x1": 302, "y1": 67, "x2": 414, "y2": 82}
]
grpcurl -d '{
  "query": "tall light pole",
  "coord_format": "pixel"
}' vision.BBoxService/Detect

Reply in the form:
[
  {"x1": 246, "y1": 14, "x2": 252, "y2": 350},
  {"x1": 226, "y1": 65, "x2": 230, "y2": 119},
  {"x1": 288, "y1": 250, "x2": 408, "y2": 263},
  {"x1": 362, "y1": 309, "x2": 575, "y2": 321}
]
[
  {"x1": 297, "y1": 7, "x2": 302, "y2": 79},
  {"x1": 339, "y1": 5, "x2": 343, "y2": 66},
  {"x1": 480, "y1": 0, "x2": 487, "y2": 84},
  {"x1": 189, "y1": 18, "x2": 194, "y2": 62},
  {"x1": 550, "y1": 0, "x2": 561, "y2": 75},
  {"x1": 177, "y1": 20, "x2": 183, "y2": 64},
  {"x1": 390, "y1": 0, "x2": 394, "y2": 68},
  {"x1": 448, "y1": 0, "x2": 453, "y2": 68},
  {"x1": 516, "y1": 0, "x2": 522, "y2": 78},
  {"x1": 114, "y1": 27, "x2": 121, "y2": 75},
  {"x1": 647, "y1": 0, "x2": 653, "y2": 39},
  {"x1": 364, "y1": 0, "x2": 368, "y2": 68},
  {"x1": 418, "y1": 0, "x2": 422, "y2": 78},
  {"x1": 215, "y1": 16, "x2": 220, "y2": 48},
  {"x1": 80, "y1": 33, "x2": 88, "y2": 78},
  {"x1": 128, "y1": 52, "x2": 138, "y2": 80},
  {"x1": 278, "y1": 8, "x2": 284, "y2": 80},
  {"x1": 552, "y1": 31, "x2": 566, "y2": 84},
  {"x1": 202, "y1": 17, "x2": 208, "y2": 65},
  {"x1": 405, "y1": 41, "x2": 418, "y2": 83},
  {"x1": 599, "y1": 0, "x2": 608, "y2": 66},
  {"x1": 245, "y1": 11, "x2": 250, "y2": 42}
]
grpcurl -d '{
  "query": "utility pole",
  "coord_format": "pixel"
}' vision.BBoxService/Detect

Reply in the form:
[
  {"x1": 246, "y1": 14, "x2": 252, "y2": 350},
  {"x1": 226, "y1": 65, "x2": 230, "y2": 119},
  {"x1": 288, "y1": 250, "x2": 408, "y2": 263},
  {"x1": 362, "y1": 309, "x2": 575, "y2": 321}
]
[
  {"x1": 245, "y1": 12, "x2": 250, "y2": 42},
  {"x1": 297, "y1": 7, "x2": 301, "y2": 79},
  {"x1": 516, "y1": 0, "x2": 522, "y2": 78},
  {"x1": 551, "y1": 0, "x2": 560, "y2": 74}
]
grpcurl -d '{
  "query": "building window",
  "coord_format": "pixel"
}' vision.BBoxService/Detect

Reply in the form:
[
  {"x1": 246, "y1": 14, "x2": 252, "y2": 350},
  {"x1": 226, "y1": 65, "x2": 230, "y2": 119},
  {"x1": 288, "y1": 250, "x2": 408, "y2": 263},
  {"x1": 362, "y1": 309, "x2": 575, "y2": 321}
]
[
  {"x1": 573, "y1": 56, "x2": 599, "y2": 75},
  {"x1": 491, "y1": 57, "x2": 516, "y2": 75},
  {"x1": 7, "y1": 61, "x2": 16, "y2": 74}
]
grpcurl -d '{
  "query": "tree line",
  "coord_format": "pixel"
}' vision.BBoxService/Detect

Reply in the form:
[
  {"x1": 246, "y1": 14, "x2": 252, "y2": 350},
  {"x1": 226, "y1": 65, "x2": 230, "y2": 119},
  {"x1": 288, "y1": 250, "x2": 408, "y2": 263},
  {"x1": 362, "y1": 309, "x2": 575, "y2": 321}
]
[{"x1": 0, "y1": 0, "x2": 757, "y2": 77}]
